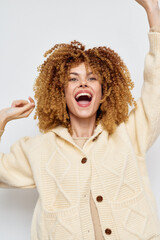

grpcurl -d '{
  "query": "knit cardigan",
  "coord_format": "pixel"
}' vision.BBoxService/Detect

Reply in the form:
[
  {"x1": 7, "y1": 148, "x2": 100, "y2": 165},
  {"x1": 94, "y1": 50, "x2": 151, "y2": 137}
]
[{"x1": 0, "y1": 30, "x2": 160, "y2": 240}]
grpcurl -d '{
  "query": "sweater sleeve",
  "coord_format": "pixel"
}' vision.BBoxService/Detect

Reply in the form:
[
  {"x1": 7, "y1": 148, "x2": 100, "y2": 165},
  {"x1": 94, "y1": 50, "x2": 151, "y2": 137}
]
[
  {"x1": 0, "y1": 134, "x2": 36, "y2": 189},
  {"x1": 125, "y1": 31, "x2": 160, "y2": 156}
]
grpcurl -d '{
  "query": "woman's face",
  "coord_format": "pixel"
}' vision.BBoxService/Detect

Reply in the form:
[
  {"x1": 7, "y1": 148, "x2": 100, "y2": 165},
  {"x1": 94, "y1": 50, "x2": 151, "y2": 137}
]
[{"x1": 64, "y1": 62, "x2": 102, "y2": 120}]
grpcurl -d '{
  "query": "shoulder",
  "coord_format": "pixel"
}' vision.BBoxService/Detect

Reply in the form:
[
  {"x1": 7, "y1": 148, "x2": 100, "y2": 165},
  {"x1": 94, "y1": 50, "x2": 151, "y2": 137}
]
[
  {"x1": 25, "y1": 130, "x2": 56, "y2": 151},
  {"x1": 16, "y1": 131, "x2": 54, "y2": 152}
]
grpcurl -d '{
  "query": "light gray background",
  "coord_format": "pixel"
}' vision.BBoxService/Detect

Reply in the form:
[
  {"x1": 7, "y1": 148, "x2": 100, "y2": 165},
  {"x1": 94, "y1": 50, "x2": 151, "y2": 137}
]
[{"x1": 0, "y1": 0, "x2": 160, "y2": 239}]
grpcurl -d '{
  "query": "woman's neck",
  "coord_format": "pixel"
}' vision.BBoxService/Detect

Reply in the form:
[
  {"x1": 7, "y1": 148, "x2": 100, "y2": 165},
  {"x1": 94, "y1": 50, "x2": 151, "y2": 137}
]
[{"x1": 70, "y1": 114, "x2": 96, "y2": 138}]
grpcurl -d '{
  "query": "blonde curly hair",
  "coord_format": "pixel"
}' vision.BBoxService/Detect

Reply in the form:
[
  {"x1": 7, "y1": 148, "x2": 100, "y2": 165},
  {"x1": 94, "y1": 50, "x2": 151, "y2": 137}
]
[{"x1": 33, "y1": 40, "x2": 137, "y2": 136}]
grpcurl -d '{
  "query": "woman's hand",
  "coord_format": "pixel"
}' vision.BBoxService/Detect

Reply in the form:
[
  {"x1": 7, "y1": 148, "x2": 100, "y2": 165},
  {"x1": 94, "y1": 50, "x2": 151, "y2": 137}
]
[
  {"x1": 135, "y1": 0, "x2": 159, "y2": 12},
  {"x1": 0, "y1": 96, "x2": 35, "y2": 127},
  {"x1": 135, "y1": 0, "x2": 160, "y2": 28}
]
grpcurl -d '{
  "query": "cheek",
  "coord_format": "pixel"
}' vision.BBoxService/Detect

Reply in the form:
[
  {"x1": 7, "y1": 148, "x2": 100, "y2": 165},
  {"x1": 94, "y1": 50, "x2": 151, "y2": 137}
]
[
  {"x1": 64, "y1": 88, "x2": 67, "y2": 100},
  {"x1": 95, "y1": 85, "x2": 102, "y2": 100},
  {"x1": 64, "y1": 87, "x2": 73, "y2": 105},
  {"x1": 64, "y1": 86, "x2": 70, "y2": 100}
]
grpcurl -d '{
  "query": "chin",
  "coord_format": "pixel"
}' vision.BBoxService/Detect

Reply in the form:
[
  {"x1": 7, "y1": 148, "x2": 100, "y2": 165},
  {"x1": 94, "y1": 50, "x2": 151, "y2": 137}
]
[{"x1": 74, "y1": 111, "x2": 97, "y2": 119}]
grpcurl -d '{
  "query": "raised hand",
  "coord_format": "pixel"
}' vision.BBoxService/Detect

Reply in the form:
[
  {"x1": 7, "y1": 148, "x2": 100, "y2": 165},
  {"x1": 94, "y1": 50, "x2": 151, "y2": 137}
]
[
  {"x1": 135, "y1": 0, "x2": 159, "y2": 11},
  {"x1": 0, "y1": 96, "x2": 35, "y2": 128},
  {"x1": 135, "y1": 0, "x2": 160, "y2": 28}
]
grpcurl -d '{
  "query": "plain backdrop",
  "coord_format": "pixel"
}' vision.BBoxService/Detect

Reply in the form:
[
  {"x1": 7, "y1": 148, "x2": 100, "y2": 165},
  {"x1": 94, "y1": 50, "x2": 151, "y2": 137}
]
[{"x1": 0, "y1": 0, "x2": 160, "y2": 239}]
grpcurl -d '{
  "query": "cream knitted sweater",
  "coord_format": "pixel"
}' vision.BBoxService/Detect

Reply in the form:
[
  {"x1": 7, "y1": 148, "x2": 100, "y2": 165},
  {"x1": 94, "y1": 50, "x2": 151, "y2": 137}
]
[{"x1": 0, "y1": 27, "x2": 160, "y2": 240}]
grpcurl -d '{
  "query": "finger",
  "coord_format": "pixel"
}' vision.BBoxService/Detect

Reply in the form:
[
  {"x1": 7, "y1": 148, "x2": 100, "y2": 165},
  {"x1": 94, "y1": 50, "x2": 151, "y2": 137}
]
[
  {"x1": 11, "y1": 100, "x2": 29, "y2": 108},
  {"x1": 17, "y1": 102, "x2": 35, "y2": 115},
  {"x1": 28, "y1": 96, "x2": 35, "y2": 104},
  {"x1": 19, "y1": 105, "x2": 35, "y2": 118}
]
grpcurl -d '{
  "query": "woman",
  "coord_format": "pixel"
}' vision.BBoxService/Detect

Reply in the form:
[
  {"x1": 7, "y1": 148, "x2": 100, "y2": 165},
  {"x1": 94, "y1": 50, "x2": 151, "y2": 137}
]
[{"x1": 0, "y1": 0, "x2": 160, "y2": 239}]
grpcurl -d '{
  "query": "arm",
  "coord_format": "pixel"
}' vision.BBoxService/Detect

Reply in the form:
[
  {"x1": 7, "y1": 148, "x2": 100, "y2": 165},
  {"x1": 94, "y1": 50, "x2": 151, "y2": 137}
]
[
  {"x1": 0, "y1": 97, "x2": 36, "y2": 188},
  {"x1": 125, "y1": 1, "x2": 160, "y2": 155},
  {"x1": 0, "y1": 96, "x2": 35, "y2": 141},
  {"x1": 135, "y1": 0, "x2": 160, "y2": 28},
  {"x1": 0, "y1": 118, "x2": 7, "y2": 142},
  {"x1": 0, "y1": 133, "x2": 36, "y2": 189}
]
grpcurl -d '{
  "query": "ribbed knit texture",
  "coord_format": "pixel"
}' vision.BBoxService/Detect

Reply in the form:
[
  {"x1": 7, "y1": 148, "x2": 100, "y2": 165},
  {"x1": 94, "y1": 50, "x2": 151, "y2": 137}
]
[{"x1": 0, "y1": 28, "x2": 160, "y2": 240}]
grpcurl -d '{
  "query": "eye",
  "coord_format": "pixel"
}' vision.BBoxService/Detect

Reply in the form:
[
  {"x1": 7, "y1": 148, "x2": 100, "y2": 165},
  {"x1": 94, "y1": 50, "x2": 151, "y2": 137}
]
[
  {"x1": 69, "y1": 78, "x2": 77, "y2": 81},
  {"x1": 88, "y1": 78, "x2": 96, "y2": 81},
  {"x1": 69, "y1": 77, "x2": 97, "y2": 82}
]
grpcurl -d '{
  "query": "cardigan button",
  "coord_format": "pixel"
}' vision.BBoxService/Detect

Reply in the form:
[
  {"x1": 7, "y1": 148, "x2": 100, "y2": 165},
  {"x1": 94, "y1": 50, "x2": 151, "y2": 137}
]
[
  {"x1": 81, "y1": 157, "x2": 87, "y2": 163},
  {"x1": 96, "y1": 195, "x2": 103, "y2": 202},
  {"x1": 92, "y1": 136, "x2": 98, "y2": 141},
  {"x1": 105, "y1": 228, "x2": 112, "y2": 235}
]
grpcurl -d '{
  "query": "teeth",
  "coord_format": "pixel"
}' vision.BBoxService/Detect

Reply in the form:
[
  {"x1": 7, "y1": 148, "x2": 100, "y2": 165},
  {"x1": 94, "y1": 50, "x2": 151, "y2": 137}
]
[{"x1": 75, "y1": 92, "x2": 92, "y2": 100}]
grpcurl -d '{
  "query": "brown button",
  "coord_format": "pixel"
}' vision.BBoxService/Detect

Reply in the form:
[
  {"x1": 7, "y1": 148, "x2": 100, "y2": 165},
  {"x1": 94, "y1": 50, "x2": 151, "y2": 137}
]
[
  {"x1": 92, "y1": 136, "x2": 98, "y2": 141},
  {"x1": 105, "y1": 228, "x2": 112, "y2": 235},
  {"x1": 81, "y1": 157, "x2": 87, "y2": 164},
  {"x1": 96, "y1": 195, "x2": 103, "y2": 202}
]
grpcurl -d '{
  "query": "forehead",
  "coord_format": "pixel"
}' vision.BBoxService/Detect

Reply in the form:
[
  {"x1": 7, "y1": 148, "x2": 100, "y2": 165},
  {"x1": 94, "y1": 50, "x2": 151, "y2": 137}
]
[{"x1": 69, "y1": 62, "x2": 92, "y2": 74}]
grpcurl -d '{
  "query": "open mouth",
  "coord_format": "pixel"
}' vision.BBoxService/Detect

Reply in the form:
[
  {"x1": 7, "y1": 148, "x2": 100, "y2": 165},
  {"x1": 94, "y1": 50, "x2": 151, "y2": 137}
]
[{"x1": 75, "y1": 93, "x2": 92, "y2": 107}]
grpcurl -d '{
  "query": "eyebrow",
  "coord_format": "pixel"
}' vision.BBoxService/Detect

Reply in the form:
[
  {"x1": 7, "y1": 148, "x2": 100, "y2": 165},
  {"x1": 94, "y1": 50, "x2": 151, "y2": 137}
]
[{"x1": 70, "y1": 72, "x2": 93, "y2": 76}]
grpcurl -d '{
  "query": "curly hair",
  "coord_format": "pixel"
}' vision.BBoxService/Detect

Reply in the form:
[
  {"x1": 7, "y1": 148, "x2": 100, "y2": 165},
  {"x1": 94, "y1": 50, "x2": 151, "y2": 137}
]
[{"x1": 33, "y1": 40, "x2": 137, "y2": 136}]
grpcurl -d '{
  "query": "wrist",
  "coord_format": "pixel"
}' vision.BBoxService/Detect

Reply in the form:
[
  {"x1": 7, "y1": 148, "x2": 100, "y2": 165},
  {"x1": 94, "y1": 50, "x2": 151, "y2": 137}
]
[
  {"x1": 0, "y1": 117, "x2": 8, "y2": 130},
  {"x1": 146, "y1": 8, "x2": 160, "y2": 28}
]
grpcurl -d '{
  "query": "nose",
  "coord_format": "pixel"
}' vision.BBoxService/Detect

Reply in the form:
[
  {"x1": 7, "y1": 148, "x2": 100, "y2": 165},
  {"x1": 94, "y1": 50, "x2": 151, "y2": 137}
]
[
  {"x1": 80, "y1": 83, "x2": 88, "y2": 87},
  {"x1": 79, "y1": 79, "x2": 88, "y2": 88}
]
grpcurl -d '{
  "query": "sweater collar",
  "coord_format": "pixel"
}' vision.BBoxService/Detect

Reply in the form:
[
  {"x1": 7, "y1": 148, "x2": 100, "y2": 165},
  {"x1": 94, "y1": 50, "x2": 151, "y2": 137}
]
[{"x1": 50, "y1": 122, "x2": 104, "y2": 144}]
